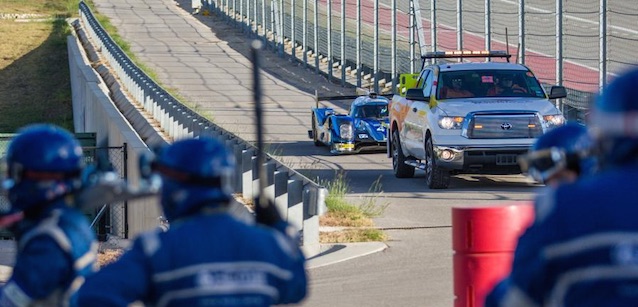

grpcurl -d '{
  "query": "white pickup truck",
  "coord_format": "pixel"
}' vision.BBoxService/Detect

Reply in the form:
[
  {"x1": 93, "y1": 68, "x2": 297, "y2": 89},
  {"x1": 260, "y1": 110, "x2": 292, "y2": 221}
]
[{"x1": 387, "y1": 51, "x2": 567, "y2": 189}]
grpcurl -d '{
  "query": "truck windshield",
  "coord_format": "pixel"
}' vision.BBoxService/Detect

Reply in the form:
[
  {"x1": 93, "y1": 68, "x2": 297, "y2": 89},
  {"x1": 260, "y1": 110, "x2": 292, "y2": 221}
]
[{"x1": 437, "y1": 70, "x2": 546, "y2": 99}]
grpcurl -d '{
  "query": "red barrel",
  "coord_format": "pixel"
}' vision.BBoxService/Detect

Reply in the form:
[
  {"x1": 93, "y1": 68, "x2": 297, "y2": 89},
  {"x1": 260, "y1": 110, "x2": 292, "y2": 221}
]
[{"x1": 452, "y1": 202, "x2": 535, "y2": 307}]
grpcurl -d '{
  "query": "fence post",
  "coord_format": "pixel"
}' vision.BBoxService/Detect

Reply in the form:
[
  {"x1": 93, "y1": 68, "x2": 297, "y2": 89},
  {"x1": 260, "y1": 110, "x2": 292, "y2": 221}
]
[
  {"x1": 457, "y1": 0, "x2": 463, "y2": 51},
  {"x1": 373, "y1": 0, "x2": 379, "y2": 93},
  {"x1": 485, "y1": 0, "x2": 491, "y2": 52},
  {"x1": 556, "y1": 0, "x2": 563, "y2": 110},
  {"x1": 340, "y1": 0, "x2": 346, "y2": 87},
  {"x1": 313, "y1": 0, "x2": 319, "y2": 74},
  {"x1": 327, "y1": 0, "x2": 333, "y2": 81},
  {"x1": 518, "y1": 0, "x2": 525, "y2": 64},
  {"x1": 291, "y1": 0, "x2": 296, "y2": 61},
  {"x1": 431, "y1": 0, "x2": 437, "y2": 53},
  {"x1": 356, "y1": 0, "x2": 362, "y2": 86},
  {"x1": 279, "y1": 0, "x2": 285, "y2": 56},
  {"x1": 241, "y1": 0, "x2": 246, "y2": 33},
  {"x1": 391, "y1": 0, "x2": 396, "y2": 89},
  {"x1": 599, "y1": 0, "x2": 607, "y2": 90},
  {"x1": 409, "y1": 0, "x2": 415, "y2": 73},
  {"x1": 252, "y1": 0, "x2": 257, "y2": 36},
  {"x1": 261, "y1": 0, "x2": 267, "y2": 45},
  {"x1": 303, "y1": 0, "x2": 308, "y2": 67}
]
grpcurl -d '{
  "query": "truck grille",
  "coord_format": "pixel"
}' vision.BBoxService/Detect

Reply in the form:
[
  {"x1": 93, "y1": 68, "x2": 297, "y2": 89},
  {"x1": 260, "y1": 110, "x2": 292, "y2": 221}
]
[{"x1": 465, "y1": 113, "x2": 543, "y2": 139}]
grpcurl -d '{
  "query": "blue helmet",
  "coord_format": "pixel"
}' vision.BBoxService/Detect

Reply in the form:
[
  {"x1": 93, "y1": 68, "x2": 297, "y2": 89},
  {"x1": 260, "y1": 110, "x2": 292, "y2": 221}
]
[
  {"x1": 152, "y1": 137, "x2": 235, "y2": 221},
  {"x1": 3, "y1": 124, "x2": 85, "y2": 213},
  {"x1": 520, "y1": 122, "x2": 597, "y2": 183},
  {"x1": 590, "y1": 67, "x2": 638, "y2": 168}
]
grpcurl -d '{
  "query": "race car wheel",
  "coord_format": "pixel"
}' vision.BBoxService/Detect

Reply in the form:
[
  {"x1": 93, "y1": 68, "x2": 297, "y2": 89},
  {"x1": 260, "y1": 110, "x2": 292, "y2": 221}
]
[
  {"x1": 392, "y1": 130, "x2": 415, "y2": 178},
  {"x1": 312, "y1": 114, "x2": 323, "y2": 146},
  {"x1": 425, "y1": 137, "x2": 451, "y2": 189}
]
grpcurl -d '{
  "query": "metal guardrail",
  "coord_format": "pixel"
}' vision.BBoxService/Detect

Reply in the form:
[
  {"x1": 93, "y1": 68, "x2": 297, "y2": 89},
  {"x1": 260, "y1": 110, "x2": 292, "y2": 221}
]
[{"x1": 77, "y1": 2, "x2": 327, "y2": 239}]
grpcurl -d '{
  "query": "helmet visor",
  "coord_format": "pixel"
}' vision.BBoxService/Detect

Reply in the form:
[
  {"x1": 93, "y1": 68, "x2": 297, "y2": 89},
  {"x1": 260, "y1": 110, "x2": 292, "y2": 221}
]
[{"x1": 518, "y1": 148, "x2": 567, "y2": 183}]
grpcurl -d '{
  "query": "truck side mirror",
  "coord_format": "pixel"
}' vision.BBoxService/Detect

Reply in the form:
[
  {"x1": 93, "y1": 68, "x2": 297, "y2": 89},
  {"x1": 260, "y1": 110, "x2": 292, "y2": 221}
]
[
  {"x1": 548, "y1": 85, "x2": 567, "y2": 99},
  {"x1": 405, "y1": 88, "x2": 429, "y2": 102}
]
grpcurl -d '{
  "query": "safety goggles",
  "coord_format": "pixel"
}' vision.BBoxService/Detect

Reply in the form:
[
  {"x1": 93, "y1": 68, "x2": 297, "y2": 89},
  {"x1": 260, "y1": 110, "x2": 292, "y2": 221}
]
[{"x1": 518, "y1": 147, "x2": 567, "y2": 183}]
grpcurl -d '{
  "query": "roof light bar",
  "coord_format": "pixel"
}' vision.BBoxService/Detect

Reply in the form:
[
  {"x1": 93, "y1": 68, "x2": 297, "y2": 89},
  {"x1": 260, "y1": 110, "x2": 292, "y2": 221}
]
[{"x1": 422, "y1": 50, "x2": 511, "y2": 61}]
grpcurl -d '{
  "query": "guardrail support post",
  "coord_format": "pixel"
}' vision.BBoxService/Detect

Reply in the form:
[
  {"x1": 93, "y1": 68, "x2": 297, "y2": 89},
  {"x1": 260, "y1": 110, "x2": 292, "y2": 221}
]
[
  {"x1": 262, "y1": 161, "x2": 276, "y2": 203},
  {"x1": 229, "y1": 141, "x2": 243, "y2": 193},
  {"x1": 302, "y1": 185, "x2": 321, "y2": 255},
  {"x1": 287, "y1": 179, "x2": 304, "y2": 232},
  {"x1": 274, "y1": 170, "x2": 289, "y2": 220},
  {"x1": 241, "y1": 149, "x2": 254, "y2": 199}
]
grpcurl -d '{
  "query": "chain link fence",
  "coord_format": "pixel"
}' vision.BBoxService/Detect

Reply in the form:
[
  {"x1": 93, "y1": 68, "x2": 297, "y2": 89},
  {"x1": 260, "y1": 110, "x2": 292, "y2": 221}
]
[
  {"x1": 202, "y1": 0, "x2": 638, "y2": 122},
  {"x1": 82, "y1": 145, "x2": 128, "y2": 240},
  {"x1": 0, "y1": 134, "x2": 127, "y2": 241}
]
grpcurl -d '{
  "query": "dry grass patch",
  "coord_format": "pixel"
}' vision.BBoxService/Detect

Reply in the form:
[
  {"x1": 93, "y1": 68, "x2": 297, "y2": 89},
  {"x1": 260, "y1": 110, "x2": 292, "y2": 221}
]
[
  {"x1": 320, "y1": 228, "x2": 387, "y2": 243},
  {"x1": 319, "y1": 210, "x2": 374, "y2": 228}
]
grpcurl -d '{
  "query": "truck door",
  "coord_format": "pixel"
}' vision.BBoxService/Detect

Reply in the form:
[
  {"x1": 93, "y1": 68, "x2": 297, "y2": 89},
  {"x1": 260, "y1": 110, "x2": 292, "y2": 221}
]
[{"x1": 402, "y1": 69, "x2": 434, "y2": 158}]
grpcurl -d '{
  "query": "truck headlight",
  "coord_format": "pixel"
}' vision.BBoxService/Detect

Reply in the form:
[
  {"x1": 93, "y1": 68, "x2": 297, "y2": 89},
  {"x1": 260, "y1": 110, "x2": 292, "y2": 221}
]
[
  {"x1": 543, "y1": 114, "x2": 565, "y2": 129},
  {"x1": 438, "y1": 116, "x2": 464, "y2": 129},
  {"x1": 340, "y1": 123, "x2": 353, "y2": 139}
]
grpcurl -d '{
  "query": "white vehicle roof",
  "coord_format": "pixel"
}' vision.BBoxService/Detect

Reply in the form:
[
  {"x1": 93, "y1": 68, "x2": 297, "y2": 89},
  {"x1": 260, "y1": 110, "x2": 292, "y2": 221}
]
[{"x1": 434, "y1": 62, "x2": 530, "y2": 72}]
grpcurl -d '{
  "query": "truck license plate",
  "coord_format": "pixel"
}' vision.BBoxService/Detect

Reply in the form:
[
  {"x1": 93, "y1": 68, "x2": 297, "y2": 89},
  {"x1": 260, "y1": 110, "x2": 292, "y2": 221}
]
[{"x1": 496, "y1": 154, "x2": 518, "y2": 166}]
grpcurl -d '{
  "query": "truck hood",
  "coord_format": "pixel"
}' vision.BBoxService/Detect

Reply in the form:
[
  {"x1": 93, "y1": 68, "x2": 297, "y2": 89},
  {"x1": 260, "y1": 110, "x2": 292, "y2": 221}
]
[{"x1": 435, "y1": 97, "x2": 560, "y2": 116}]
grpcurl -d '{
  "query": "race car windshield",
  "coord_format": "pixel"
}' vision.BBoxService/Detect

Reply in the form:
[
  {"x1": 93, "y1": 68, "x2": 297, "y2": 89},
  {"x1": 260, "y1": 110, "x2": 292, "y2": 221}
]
[
  {"x1": 437, "y1": 70, "x2": 546, "y2": 99},
  {"x1": 356, "y1": 105, "x2": 389, "y2": 118}
]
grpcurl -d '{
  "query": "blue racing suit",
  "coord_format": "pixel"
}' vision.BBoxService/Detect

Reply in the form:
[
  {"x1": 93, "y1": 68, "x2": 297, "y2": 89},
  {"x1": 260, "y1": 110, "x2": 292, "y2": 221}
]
[
  {"x1": 76, "y1": 209, "x2": 307, "y2": 306},
  {"x1": 0, "y1": 202, "x2": 97, "y2": 307},
  {"x1": 486, "y1": 163, "x2": 638, "y2": 307}
]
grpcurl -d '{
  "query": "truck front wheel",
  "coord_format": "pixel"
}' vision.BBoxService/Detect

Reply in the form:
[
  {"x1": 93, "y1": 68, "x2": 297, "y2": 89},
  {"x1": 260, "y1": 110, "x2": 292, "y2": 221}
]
[
  {"x1": 425, "y1": 137, "x2": 451, "y2": 189},
  {"x1": 392, "y1": 130, "x2": 415, "y2": 178}
]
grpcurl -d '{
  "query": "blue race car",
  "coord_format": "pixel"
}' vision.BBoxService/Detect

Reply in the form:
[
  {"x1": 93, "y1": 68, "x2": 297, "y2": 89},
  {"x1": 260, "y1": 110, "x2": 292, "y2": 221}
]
[{"x1": 308, "y1": 93, "x2": 390, "y2": 154}]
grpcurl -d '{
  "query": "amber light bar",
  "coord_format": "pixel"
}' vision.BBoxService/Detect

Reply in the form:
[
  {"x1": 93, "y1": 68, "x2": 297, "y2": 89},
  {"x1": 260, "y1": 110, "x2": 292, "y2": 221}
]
[{"x1": 422, "y1": 50, "x2": 511, "y2": 61}]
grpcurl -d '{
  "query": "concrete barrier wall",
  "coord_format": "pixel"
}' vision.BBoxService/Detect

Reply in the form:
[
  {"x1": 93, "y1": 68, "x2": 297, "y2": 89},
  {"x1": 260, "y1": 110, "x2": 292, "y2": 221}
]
[{"x1": 68, "y1": 33, "x2": 162, "y2": 237}]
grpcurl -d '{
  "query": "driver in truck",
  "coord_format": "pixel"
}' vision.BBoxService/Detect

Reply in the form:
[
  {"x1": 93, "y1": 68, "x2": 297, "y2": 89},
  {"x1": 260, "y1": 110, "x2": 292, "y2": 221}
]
[{"x1": 441, "y1": 76, "x2": 474, "y2": 99}]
